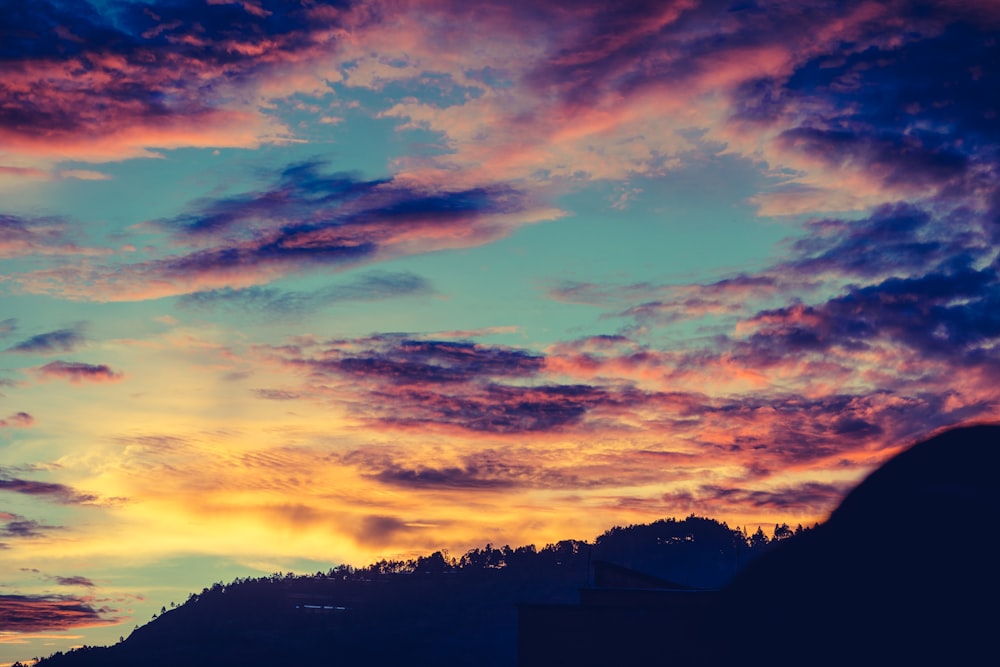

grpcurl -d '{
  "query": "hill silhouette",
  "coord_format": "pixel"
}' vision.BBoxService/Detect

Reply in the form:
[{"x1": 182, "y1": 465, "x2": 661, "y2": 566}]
[
  {"x1": 29, "y1": 424, "x2": 997, "y2": 666},
  {"x1": 711, "y1": 423, "x2": 1000, "y2": 666},
  {"x1": 30, "y1": 516, "x2": 773, "y2": 667}
]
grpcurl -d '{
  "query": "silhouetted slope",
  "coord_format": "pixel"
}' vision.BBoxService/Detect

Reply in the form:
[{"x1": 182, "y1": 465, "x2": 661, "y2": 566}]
[
  {"x1": 712, "y1": 424, "x2": 1000, "y2": 666},
  {"x1": 34, "y1": 517, "x2": 760, "y2": 667},
  {"x1": 40, "y1": 419, "x2": 996, "y2": 667},
  {"x1": 37, "y1": 569, "x2": 578, "y2": 667}
]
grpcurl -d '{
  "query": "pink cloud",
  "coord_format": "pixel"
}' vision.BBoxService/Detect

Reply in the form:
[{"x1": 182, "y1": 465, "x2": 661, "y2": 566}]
[
  {"x1": 35, "y1": 361, "x2": 123, "y2": 384},
  {"x1": 3, "y1": 0, "x2": 995, "y2": 221},
  {"x1": 351, "y1": 0, "x2": 1000, "y2": 221},
  {"x1": 0, "y1": 412, "x2": 34, "y2": 428},
  {"x1": 0, "y1": 165, "x2": 48, "y2": 179},
  {"x1": 0, "y1": 0, "x2": 358, "y2": 167}
]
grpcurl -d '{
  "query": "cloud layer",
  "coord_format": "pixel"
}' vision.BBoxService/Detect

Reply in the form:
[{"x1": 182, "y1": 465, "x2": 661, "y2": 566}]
[
  {"x1": 1, "y1": 2, "x2": 999, "y2": 659},
  {"x1": 0, "y1": 0, "x2": 352, "y2": 165}
]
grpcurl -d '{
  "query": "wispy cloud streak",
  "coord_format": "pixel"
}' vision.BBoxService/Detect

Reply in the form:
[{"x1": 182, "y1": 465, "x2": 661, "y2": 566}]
[
  {"x1": 0, "y1": 471, "x2": 96, "y2": 505},
  {"x1": 35, "y1": 360, "x2": 123, "y2": 384},
  {"x1": 0, "y1": 594, "x2": 117, "y2": 632},
  {"x1": 179, "y1": 270, "x2": 432, "y2": 315},
  {"x1": 6, "y1": 327, "x2": 85, "y2": 354},
  {"x1": 14, "y1": 162, "x2": 554, "y2": 300},
  {"x1": 0, "y1": 412, "x2": 33, "y2": 428},
  {"x1": 271, "y1": 334, "x2": 638, "y2": 434},
  {"x1": 0, "y1": 215, "x2": 107, "y2": 258}
]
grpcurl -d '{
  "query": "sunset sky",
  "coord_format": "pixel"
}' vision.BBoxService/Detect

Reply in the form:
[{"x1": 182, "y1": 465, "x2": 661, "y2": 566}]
[{"x1": 2, "y1": 0, "x2": 999, "y2": 661}]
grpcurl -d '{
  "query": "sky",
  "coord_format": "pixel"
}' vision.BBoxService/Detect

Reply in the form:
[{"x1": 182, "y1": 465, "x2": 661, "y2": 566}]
[{"x1": 1, "y1": 0, "x2": 999, "y2": 661}]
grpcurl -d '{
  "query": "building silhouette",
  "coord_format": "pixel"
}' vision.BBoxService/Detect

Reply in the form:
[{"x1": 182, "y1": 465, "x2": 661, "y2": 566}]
[{"x1": 518, "y1": 560, "x2": 717, "y2": 666}]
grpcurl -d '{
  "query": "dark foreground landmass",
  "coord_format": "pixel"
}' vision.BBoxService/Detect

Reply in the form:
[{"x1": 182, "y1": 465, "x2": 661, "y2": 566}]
[
  {"x1": 31, "y1": 515, "x2": 779, "y2": 667},
  {"x1": 713, "y1": 423, "x2": 999, "y2": 666},
  {"x1": 30, "y1": 424, "x2": 999, "y2": 667}
]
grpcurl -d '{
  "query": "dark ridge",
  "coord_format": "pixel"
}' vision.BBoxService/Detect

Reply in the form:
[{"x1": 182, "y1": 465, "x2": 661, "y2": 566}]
[
  {"x1": 711, "y1": 423, "x2": 1000, "y2": 666},
  {"x1": 29, "y1": 424, "x2": 998, "y2": 666},
  {"x1": 30, "y1": 516, "x2": 782, "y2": 667}
]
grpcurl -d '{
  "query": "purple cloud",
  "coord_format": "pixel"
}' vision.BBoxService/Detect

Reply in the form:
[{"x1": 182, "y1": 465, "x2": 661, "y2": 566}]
[
  {"x1": 1, "y1": 517, "x2": 58, "y2": 538},
  {"x1": 0, "y1": 594, "x2": 118, "y2": 632},
  {"x1": 734, "y1": 265, "x2": 1000, "y2": 365},
  {"x1": 0, "y1": 0, "x2": 349, "y2": 161},
  {"x1": 353, "y1": 447, "x2": 685, "y2": 492},
  {"x1": 54, "y1": 575, "x2": 96, "y2": 588},
  {"x1": 737, "y1": 17, "x2": 1000, "y2": 196},
  {"x1": 277, "y1": 334, "x2": 646, "y2": 434},
  {"x1": 370, "y1": 382, "x2": 616, "y2": 434},
  {"x1": 662, "y1": 480, "x2": 852, "y2": 516},
  {"x1": 324, "y1": 336, "x2": 546, "y2": 385},
  {"x1": 7, "y1": 327, "x2": 85, "y2": 354},
  {"x1": 0, "y1": 471, "x2": 97, "y2": 505},
  {"x1": 36, "y1": 360, "x2": 123, "y2": 383}
]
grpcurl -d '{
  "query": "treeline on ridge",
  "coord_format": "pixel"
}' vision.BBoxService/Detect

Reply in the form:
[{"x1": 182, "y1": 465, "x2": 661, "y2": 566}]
[{"x1": 30, "y1": 516, "x2": 810, "y2": 667}]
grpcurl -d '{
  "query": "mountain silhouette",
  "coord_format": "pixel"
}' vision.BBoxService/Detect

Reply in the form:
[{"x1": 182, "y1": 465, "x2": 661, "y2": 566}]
[
  {"x1": 31, "y1": 517, "x2": 759, "y2": 667},
  {"x1": 711, "y1": 423, "x2": 999, "y2": 666},
  {"x1": 29, "y1": 424, "x2": 997, "y2": 666}
]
